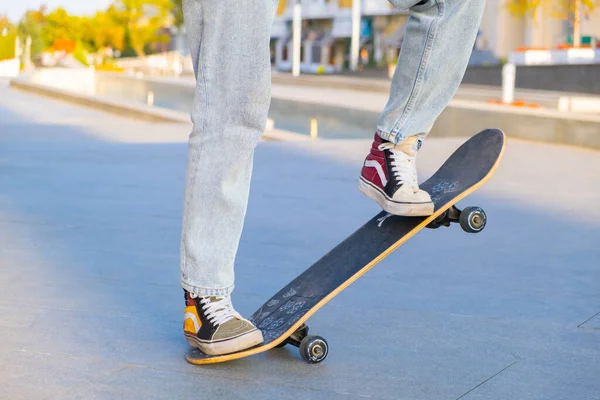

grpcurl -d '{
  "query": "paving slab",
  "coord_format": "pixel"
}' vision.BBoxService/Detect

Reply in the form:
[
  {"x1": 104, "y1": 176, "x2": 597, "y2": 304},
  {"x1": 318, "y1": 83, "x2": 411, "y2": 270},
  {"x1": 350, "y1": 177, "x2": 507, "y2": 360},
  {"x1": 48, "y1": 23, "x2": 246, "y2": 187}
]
[
  {"x1": 1, "y1": 80, "x2": 599, "y2": 399},
  {"x1": 579, "y1": 312, "x2": 600, "y2": 330},
  {"x1": 0, "y1": 350, "x2": 127, "y2": 400}
]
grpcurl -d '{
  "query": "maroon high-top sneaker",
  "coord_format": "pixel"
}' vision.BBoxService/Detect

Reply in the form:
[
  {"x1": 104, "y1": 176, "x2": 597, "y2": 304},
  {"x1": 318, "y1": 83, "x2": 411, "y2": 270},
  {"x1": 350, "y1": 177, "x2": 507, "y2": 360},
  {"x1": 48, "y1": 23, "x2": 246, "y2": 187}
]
[{"x1": 358, "y1": 133, "x2": 434, "y2": 216}]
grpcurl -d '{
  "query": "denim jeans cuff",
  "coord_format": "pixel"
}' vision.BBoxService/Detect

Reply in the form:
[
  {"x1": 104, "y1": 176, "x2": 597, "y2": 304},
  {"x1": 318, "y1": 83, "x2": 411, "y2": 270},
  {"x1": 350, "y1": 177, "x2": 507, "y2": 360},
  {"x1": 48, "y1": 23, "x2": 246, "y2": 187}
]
[
  {"x1": 181, "y1": 281, "x2": 234, "y2": 297},
  {"x1": 376, "y1": 129, "x2": 404, "y2": 145}
]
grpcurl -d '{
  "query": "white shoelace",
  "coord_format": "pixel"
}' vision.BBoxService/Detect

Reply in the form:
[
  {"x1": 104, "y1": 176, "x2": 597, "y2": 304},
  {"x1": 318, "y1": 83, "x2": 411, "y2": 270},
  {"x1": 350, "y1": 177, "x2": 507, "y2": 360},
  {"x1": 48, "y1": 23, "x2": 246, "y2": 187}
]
[
  {"x1": 199, "y1": 296, "x2": 241, "y2": 326},
  {"x1": 378, "y1": 142, "x2": 419, "y2": 188}
]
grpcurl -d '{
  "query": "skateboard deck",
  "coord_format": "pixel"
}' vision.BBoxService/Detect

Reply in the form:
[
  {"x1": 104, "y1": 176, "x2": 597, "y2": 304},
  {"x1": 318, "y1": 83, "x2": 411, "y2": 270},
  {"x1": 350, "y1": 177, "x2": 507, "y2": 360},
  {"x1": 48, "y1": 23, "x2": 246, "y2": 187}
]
[{"x1": 187, "y1": 128, "x2": 506, "y2": 364}]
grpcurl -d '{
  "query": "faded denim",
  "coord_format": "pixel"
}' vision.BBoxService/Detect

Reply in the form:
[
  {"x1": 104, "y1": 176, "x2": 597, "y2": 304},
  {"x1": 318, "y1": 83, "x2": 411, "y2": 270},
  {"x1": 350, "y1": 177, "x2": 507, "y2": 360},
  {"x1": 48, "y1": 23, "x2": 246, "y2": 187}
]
[
  {"x1": 378, "y1": 0, "x2": 486, "y2": 143},
  {"x1": 180, "y1": 0, "x2": 278, "y2": 296},
  {"x1": 180, "y1": 0, "x2": 484, "y2": 295}
]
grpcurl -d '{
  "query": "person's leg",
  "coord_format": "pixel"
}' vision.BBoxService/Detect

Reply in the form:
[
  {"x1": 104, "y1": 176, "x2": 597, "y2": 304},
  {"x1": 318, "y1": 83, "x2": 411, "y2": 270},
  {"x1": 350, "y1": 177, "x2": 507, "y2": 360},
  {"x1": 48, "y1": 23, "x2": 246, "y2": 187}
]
[
  {"x1": 359, "y1": 0, "x2": 486, "y2": 216},
  {"x1": 180, "y1": 0, "x2": 277, "y2": 355},
  {"x1": 378, "y1": 0, "x2": 486, "y2": 142}
]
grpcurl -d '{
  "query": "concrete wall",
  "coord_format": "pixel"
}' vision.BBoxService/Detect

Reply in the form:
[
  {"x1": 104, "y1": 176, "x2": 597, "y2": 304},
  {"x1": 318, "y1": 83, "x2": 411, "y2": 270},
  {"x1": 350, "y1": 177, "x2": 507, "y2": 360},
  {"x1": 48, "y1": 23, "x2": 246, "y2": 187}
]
[
  {"x1": 463, "y1": 64, "x2": 600, "y2": 94},
  {"x1": 270, "y1": 95, "x2": 600, "y2": 150},
  {"x1": 19, "y1": 67, "x2": 96, "y2": 95},
  {"x1": 432, "y1": 100, "x2": 600, "y2": 151},
  {"x1": 11, "y1": 70, "x2": 600, "y2": 150}
]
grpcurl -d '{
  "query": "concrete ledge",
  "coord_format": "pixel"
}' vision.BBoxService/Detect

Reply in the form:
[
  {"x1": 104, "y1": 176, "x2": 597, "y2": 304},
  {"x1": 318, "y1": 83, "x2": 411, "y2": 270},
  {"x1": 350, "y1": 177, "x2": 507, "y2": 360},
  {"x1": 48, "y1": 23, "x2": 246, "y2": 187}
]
[
  {"x1": 271, "y1": 95, "x2": 600, "y2": 150},
  {"x1": 96, "y1": 73, "x2": 600, "y2": 150},
  {"x1": 272, "y1": 72, "x2": 390, "y2": 93},
  {"x1": 13, "y1": 74, "x2": 600, "y2": 150},
  {"x1": 434, "y1": 100, "x2": 600, "y2": 150},
  {"x1": 9, "y1": 78, "x2": 308, "y2": 142},
  {"x1": 463, "y1": 64, "x2": 600, "y2": 95},
  {"x1": 10, "y1": 78, "x2": 190, "y2": 123}
]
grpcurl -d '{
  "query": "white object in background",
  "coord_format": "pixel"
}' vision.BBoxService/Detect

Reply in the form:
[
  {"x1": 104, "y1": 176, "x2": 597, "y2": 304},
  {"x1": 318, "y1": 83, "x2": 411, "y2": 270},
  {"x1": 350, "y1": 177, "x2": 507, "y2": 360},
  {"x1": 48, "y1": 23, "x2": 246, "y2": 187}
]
[
  {"x1": 292, "y1": 1, "x2": 302, "y2": 77},
  {"x1": 265, "y1": 118, "x2": 275, "y2": 133},
  {"x1": 15, "y1": 36, "x2": 21, "y2": 57},
  {"x1": 502, "y1": 63, "x2": 516, "y2": 104},
  {"x1": 558, "y1": 97, "x2": 600, "y2": 114},
  {"x1": 0, "y1": 59, "x2": 20, "y2": 78},
  {"x1": 508, "y1": 48, "x2": 600, "y2": 66},
  {"x1": 147, "y1": 91, "x2": 154, "y2": 106},
  {"x1": 310, "y1": 118, "x2": 318, "y2": 139},
  {"x1": 24, "y1": 36, "x2": 32, "y2": 71},
  {"x1": 567, "y1": 48, "x2": 595, "y2": 62},
  {"x1": 350, "y1": 0, "x2": 361, "y2": 71}
]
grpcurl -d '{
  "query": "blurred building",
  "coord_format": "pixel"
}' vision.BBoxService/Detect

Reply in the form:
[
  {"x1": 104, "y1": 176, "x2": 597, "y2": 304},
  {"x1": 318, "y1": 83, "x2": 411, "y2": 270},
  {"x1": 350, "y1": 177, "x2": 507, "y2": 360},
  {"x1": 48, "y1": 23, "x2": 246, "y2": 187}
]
[
  {"x1": 270, "y1": 0, "x2": 600, "y2": 73},
  {"x1": 270, "y1": 0, "x2": 410, "y2": 73},
  {"x1": 480, "y1": 0, "x2": 600, "y2": 58}
]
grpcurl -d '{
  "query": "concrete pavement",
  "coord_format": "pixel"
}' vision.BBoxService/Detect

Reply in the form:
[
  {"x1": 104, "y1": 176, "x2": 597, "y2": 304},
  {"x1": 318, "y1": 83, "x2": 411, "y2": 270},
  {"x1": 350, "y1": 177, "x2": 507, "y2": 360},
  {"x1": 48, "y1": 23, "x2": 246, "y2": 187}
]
[{"x1": 1, "y1": 80, "x2": 599, "y2": 399}]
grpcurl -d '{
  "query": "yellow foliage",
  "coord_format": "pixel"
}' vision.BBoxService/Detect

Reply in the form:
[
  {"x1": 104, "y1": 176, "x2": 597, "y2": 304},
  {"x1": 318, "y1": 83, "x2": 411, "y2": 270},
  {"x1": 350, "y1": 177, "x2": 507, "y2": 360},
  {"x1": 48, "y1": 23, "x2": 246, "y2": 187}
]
[
  {"x1": 95, "y1": 63, "x2": 124, "y2": 72},
  {"x1": 505, "y1": 0, "x2": 597, "y2": 18},
  {"x1": 277, "y1": 0, "x2": 287, "y2": 15}
]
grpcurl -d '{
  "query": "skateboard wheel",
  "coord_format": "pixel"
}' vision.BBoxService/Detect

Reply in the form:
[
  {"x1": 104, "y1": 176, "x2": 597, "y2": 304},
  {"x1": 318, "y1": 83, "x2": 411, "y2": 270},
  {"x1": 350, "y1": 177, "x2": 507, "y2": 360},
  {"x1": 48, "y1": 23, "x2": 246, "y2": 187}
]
[
  {"x1": 459, "y1": 207, "x2": 486, "y2": 233},
  {"x1": 299, "y1": 335, "x2": 328, "y2": 364}
]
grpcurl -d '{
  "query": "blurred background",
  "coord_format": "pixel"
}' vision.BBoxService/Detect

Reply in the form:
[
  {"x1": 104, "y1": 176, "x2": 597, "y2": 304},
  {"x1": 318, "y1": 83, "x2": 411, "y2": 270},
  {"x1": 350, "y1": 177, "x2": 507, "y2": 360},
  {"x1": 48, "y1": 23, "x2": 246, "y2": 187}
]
[
  {"x1": 1, "y1": 1, "x2": 599, "y2": 399},
  {"x1": 1, "y1": 0, "x2": 600, "y2": 140}
]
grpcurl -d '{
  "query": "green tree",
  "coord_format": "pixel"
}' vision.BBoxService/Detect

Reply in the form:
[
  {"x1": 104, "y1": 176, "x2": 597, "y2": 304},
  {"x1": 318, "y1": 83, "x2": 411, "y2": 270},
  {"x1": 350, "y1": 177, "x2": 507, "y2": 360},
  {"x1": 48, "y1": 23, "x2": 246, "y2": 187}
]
[
  {"x1": 0, "y1": 15, "x2": 18, "y2": 60},
  {"x1": 41, "y1": 7, "x2": 84, "y2": 47},
  {"x1": 82, "y1": 9, "x2": 125, "y2": 54},
  {"x1": 171, "y1": 0, "x2": 184, "y2": 29},
  {"x1": 1, "y1": 14, "x2": 17, "y2": 35},
  {"x1": 17, "y1": 8, "x2": 46, "y2": 60},
  {"x1": 506, "y1": 0, "x2": 598, "y2": 47},
  {"x1": 111, "y1": 0, "x2": 172, "y2": 57}
]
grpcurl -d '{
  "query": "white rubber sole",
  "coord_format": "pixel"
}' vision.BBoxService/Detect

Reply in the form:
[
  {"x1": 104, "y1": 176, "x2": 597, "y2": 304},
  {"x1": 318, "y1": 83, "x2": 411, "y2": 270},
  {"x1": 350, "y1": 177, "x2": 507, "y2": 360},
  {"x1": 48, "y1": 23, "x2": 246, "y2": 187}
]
[
  {"x1": 358, "y1": 178, "x2": 434, "y2": 217},
  {"x1": 186, "y1": 329, "x2": 264, "y2": 356}
]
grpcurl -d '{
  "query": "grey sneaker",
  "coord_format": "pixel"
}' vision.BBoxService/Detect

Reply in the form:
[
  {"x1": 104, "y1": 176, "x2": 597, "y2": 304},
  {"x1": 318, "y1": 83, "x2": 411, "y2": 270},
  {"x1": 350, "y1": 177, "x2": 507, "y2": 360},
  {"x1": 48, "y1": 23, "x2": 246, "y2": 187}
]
[{"x1": 183, "y1": 290, "x2": 263, "y2": 355}]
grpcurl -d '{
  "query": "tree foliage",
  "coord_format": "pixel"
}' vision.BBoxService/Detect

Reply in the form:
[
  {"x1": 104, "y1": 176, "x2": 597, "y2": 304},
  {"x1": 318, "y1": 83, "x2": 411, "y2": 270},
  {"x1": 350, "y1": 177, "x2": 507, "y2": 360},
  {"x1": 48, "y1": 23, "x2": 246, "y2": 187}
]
[
  {"x1": 17, "y1": 8, "x2": 46, "y2": 59},
  {"x1": 506, "y1": 0, "x2": 597, "y2": 19},
  {"x1": 1, "y1": 14, "x2": 17, "y2": 35},
  {"x1": 0, "y1": 15, "x2": 18, "y2": 60},
  {"x1": 82, "y1": 9, "x2": 126, "y2": 52},
  {"x1": 111, "y1": 0, "x2": 172, "y2": 57},
  {"x1": 171, "y1": 0, "x2": 184, "y2": 29},
  {"x1": 14, "y1": 0, "x2": 179, "y2": 62},
  {"x1": 41, "y1": 7, "x2": 84, "y2": 47}
]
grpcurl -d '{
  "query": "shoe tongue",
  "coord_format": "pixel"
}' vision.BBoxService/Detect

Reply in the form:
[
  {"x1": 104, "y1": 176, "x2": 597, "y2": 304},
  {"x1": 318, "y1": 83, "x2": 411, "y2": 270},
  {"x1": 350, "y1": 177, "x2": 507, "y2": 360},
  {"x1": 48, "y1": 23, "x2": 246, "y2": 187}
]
[
  {"x1": 209, "y1": 296, "x2": 227, "y2": 305},
  {"x1": 397, "y1": 137, "x2": 422, "y2": 157}
]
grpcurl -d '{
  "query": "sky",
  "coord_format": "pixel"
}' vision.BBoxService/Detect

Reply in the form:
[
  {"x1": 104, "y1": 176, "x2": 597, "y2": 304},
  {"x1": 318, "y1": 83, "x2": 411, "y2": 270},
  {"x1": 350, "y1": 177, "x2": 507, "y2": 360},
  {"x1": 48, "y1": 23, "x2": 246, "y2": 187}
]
[{"x1": 1, "y1": 0, "x2": 112, "y2": 22}]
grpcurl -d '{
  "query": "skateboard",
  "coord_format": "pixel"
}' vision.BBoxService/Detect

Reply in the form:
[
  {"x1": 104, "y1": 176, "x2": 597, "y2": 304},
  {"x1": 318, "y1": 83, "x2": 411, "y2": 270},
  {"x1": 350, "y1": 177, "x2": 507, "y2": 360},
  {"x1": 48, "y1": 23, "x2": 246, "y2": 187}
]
[{"x1": 186, "y1": 128, "x2": 506, "y2": 365}]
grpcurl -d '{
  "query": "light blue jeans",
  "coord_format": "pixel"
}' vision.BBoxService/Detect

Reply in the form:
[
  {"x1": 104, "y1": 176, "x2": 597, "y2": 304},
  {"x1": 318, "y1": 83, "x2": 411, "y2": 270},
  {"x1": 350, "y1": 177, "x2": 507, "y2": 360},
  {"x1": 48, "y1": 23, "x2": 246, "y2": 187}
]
[
  {"x1": 180, "y1": 0, "x2": 485, "y2": 296},
  {"x1": 378, "y1": 0, "x2": 486, "y2": 143}
]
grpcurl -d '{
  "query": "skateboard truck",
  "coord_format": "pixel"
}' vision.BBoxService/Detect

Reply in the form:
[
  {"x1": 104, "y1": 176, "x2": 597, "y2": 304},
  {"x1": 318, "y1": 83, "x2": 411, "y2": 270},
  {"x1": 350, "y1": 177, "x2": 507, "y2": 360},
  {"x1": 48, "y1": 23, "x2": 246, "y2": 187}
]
[
  {"x1": 426, "y1": 205, "x2": 487, "y2": 233},
  {"x1": 275, "y1": 324, "x2": 329, "y2": 363}
]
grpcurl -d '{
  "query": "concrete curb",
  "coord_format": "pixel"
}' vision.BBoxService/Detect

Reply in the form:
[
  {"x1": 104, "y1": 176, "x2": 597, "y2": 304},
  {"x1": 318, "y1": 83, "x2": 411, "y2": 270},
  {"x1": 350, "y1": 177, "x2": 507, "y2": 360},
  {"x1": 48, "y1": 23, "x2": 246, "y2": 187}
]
[
  {"x1": 434, "y1": 99, "x2": 600, "y2": 151},
  {"x1": 9, "y1": 78, "x2": 310, "y2": 142},
  {"x1": 272, "y1": 72, "x2": 390, "y2": 93},
  {"x1": 10, "y1": 79, "x2": 191, "y2": 124},
  {"x1": 12, "y1": 75, "x2": 600, "y2": 150},
  {"x1": 94, "y1": 72, "x2": 600, "y2": 150}
]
